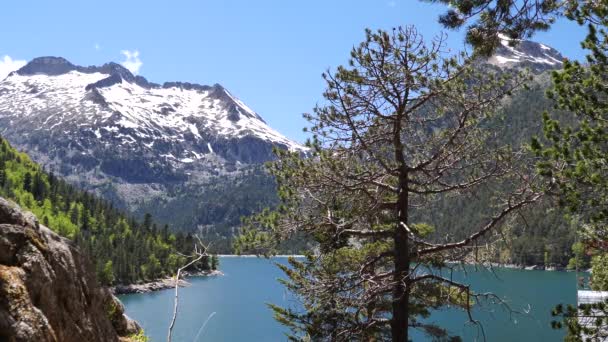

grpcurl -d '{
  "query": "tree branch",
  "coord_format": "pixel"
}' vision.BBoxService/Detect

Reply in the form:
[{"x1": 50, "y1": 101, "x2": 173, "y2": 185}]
[{"x1": 167, "y1": 237, "x2": 210, "y2": 342}]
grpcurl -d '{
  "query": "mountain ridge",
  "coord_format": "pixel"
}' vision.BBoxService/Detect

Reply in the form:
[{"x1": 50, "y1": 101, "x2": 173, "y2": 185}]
[{"x1": 12, "y1": 56, "x2": 243, "y2": 95}]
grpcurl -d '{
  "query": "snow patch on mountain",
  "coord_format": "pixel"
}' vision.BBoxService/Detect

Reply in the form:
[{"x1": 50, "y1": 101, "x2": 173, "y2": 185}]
[
  {"x1": 487, "y1": 34, "x2": 564, "y2": 72},
  {"x1": 0, "y1": 58, "x2": 304, "y2": 163}
]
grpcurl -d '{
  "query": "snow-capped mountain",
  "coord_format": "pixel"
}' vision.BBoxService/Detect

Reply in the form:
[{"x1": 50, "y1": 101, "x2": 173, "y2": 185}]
[
  {"x1": 0, "y1": 57, "x2": 303, "y2": 179},
  {"x1": 487, "y1": 34, "x2": 564, "y2": 72},
  {"x1": 0, "y1": 56, "x2": 301, "y2": 166},
  {"x1": 0, "y1": 57, "x2": 303, "y2": 240}
]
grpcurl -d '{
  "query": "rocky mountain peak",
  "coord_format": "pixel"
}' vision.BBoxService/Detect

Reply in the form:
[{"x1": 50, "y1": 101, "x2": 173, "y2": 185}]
[
  {"x1": 1, "y1": 56, "x2": 302, "y2": 153},
  {"x1": 95, "y1": 62, "x2": 136, "y2": 81},
  {"x1": 487, "y1": 34, "x2": 564, "y2": 73},
  {"x1": 16, "y1": 56, "x2": 77, "y2": 76},
  {"x1": 15, "y1": 57, "x2": 157, "y2": 89}
]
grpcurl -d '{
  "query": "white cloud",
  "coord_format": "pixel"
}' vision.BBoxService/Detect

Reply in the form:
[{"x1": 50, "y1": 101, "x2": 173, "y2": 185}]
[
  {"x1": 0, "y1": 55, "x2": 26, "y2": 81},
  {"x1": 120, "y1": 50, "x2": 142, "y2": 74},
  {"x1": 94, "y1": 43, "x2": 101, "y2": 51}
]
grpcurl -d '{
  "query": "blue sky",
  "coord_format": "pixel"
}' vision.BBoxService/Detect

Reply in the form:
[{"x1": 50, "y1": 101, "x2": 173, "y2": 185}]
[{"x1": 0, "y1": 0, "x2": 588, "y2": 143}]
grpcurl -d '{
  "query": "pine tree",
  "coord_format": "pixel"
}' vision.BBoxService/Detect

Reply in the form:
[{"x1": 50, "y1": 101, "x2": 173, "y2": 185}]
[
  {"x1": 23, "y1": 172, "x2": 32, "y2": 193},
  {"x1": 32, "y1": 172, "x2": 46, "y2": 201},
  {"x1": 428, "y1": 0, "x2": 605, "y2": 55},
  {"x1": 162, "y1": 224, "x2": 169, "y2": 241},
  {"x1": 100, "y1": 260, "x2": 115, "y2": 285},
  {"x1": 531, "y1": 22, "x2": 608, "y2": 248},
  {"x1": 211, "y1": 255, "x2": 219, "y2": 270},
  {"x1": 81, "y1": 206, "x2": 90, "y2": 231},
  {"x1": 237, "y1": 26, "x2": 544, "y2": 341},
  {"x1": 143, "y1": 213, "x2": 152, "y2": 232},
  {"x1": 70, "y1": 204, "x2": 79, "y2": 225}
]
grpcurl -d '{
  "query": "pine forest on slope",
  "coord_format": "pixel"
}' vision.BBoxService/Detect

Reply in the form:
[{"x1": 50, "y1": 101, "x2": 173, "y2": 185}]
[{"x1": 0, "y1": 136, "x2": 212, "y2": 285}]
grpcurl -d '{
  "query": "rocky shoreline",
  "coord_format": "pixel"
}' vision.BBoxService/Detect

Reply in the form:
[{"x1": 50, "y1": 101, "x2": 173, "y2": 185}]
[
  {"x1": 110, "y1": 262, "x2": 580, "y2": 296},
  {"x1": 445, "y1": 261, "x2": 574, "y2": 272},
  {"x1": 111, "y1": 270, "x2": 224, "y2": 295},
  {"x1": 503, "y1": 264, "x2": 566, "y2": 271}
]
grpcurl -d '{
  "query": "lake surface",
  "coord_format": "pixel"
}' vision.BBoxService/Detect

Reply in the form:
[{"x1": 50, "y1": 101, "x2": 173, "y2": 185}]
[{"x1": 120, "y1": 257, "x2": 576, "y2": 341}]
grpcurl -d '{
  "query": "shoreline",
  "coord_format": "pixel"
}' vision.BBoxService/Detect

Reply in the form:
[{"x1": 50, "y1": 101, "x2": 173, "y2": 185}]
[
  {"x1": 112, "y1": 261, "x2": 582, "y2": 296},
  {"x1": 444, "y1": 260, "x2": 575, "y2": 272},
  {"x1": 220, "y1": 255, "x2": 576, "y2": 272},
  {"x1": 111, "y1": 269, "x2": 224, "y2": 295}
]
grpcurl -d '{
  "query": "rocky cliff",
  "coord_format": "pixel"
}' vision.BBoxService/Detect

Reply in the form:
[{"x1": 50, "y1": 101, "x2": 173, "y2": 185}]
[{"x1": 0, "y1": 197, "x2": 141, "y2": 342}]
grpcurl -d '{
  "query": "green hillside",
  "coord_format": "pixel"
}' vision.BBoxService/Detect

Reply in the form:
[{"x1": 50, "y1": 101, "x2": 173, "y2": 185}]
[{"x1": 0, "y1": 136, "x2": 211, "y2": 285}]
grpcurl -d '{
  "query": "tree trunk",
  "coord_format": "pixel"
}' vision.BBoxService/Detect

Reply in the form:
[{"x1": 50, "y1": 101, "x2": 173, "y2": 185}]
[{"x1": 392, "y1": 170, "x2": 409, "y2": 341}]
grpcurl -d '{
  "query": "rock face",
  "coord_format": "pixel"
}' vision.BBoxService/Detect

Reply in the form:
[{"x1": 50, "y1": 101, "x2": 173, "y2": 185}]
[{"x1": 0, "y1": 197, "x2": 141, "y2": 342}]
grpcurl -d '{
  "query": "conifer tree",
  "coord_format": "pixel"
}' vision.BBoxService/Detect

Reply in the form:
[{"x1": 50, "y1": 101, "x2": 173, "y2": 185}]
[
  {"x1": 237, "y1": 26, "x2": 544, "y2": 341},
  {"x1": 101, "y1": 260, "x2": 115, "y2": 285},
  {"x1": 23, "y1": 172, "x2": 32, "y2": 193},
  {"x1": 143, "y1": 212, "x2": 153, "y2": 231},
  {"x1": 32, "y1": 172, "x2": 46, "y2": 201},
  {"x1": 211, "y1": 255, "x2": 219, "y2": 270},
  {"x1": 426, "y1": 0, "x2": 605, "y2": 55},
  {"x1": 0, "y1": 169, "x2": 6, "y2": 187},
  {"x1": 530, "y1": 20, "x2": 608, "y2": 254}
]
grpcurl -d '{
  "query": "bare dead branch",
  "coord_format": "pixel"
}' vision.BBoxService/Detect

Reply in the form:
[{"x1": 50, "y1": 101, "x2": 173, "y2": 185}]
[{"x1": 167, "y1": 237, "x2": 210, "y2": 342}]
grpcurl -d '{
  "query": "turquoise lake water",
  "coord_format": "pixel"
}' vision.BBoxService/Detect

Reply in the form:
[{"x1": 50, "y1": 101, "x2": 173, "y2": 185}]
[{"x1": 119, "y1": 257, "x2": 576, "y2": 341}]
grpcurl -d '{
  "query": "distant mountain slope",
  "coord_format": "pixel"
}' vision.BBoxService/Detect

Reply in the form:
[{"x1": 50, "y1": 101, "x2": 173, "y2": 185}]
[
  {"x1": 417, "y1": 36, "x2": 576, "y2": 267},
  {"x1": 0, "y1": 57, "x2": 304, "y2": 250},
  {"x1": 421, "y1": 70, "x2": 577, "y2": 267}
]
